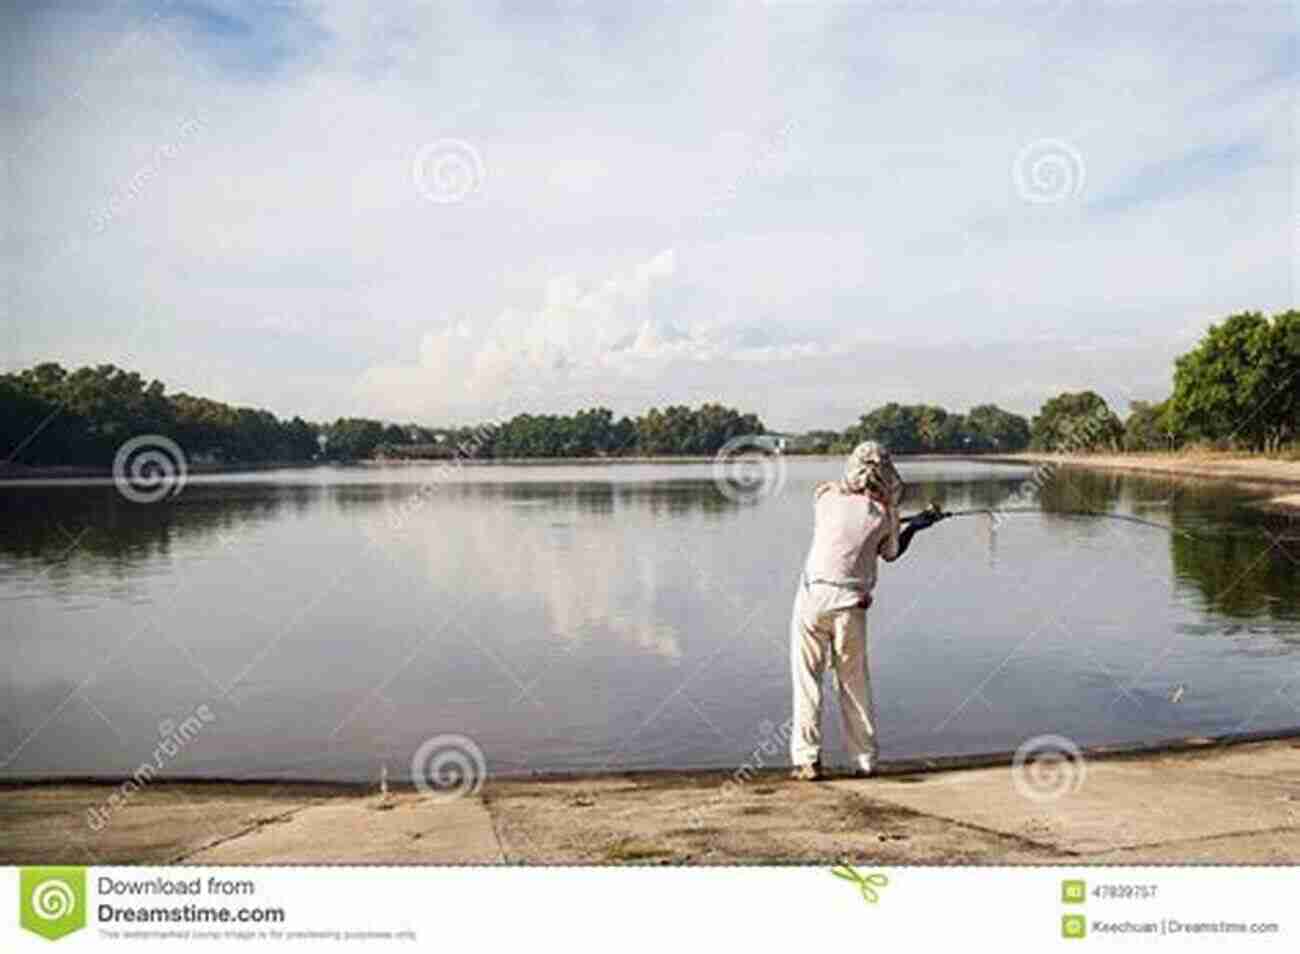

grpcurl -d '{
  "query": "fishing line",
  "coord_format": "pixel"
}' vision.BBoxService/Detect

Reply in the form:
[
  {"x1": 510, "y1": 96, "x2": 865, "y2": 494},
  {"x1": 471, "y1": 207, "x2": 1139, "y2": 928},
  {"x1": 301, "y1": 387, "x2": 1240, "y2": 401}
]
[
  {"x1": 903, "y1": 505, "x2": 1195, "y2": 538},
  {"x1": 909, "y1": 506, "x2": 1298, "y2": 545}
]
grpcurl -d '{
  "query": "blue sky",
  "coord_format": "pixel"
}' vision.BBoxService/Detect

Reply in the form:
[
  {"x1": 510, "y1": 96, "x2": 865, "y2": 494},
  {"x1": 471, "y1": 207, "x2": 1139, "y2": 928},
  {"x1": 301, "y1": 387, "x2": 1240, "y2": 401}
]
[{"x1": 4, "y1": 0, "x2": 1294, "y2": 429}]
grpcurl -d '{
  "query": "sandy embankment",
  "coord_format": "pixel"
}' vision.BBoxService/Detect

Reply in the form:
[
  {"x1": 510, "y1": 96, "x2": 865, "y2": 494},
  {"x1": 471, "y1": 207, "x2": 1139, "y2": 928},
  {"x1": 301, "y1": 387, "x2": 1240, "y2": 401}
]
[{"x1": 997, "y1": 453, "x2": 1300, "y2": 510}]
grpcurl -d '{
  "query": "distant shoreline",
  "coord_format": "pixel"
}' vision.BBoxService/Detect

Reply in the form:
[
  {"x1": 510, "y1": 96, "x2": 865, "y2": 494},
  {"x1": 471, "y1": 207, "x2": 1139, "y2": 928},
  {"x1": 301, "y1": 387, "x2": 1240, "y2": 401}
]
[
  {"x1": 5, "y1": 452, "x2": 1299, "y2": 509},
  {"x1": 991, "y1": 451, "x2": 1300, "y2": 487},
  {"x1": 0, "y1": 451, "x2": 1019, "y2": 482},
  {"x1": 989, "y1": 451, "x2": 1300, "y2": 510}
]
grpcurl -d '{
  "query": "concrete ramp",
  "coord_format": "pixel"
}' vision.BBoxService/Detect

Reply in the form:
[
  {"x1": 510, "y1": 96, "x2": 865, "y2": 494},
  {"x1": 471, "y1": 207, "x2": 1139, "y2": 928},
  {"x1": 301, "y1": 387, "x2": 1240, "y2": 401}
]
[
  {"x1": 184, "y1": 793, "x2": 503, "y2": 864},
  {"x1": 852, "y1": 742, "x2": 1300, "y2": 859}
]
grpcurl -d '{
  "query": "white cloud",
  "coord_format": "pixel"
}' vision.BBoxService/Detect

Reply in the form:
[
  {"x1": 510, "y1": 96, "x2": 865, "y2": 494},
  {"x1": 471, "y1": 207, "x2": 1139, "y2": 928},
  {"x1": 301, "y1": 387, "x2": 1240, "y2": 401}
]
[{"x1": 4, "y1": 0, "x2": 1293, "y2": 429}]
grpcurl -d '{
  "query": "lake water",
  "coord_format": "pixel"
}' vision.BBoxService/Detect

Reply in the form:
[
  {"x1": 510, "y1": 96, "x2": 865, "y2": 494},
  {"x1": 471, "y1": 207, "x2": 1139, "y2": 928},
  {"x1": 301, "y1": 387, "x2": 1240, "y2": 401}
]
[{"x1": 2, "y1": 458, "x2": 1298, "y2": 782}]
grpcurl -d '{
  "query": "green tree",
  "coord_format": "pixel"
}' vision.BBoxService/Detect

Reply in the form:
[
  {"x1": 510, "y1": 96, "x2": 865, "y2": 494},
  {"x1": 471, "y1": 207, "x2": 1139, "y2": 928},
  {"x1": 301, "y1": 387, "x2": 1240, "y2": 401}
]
[
  {"x1": 173, "y1": 393, "x2": 236, "y2": 458},
  {"x1": 1123, "y1": 399, "x2": 1176, "y2": 451},
  {"x1": 1170, "y1": 310, "x2": 1298, "y2": 451},
  {"x1": 283, "y1": 417, "x2": 320, "y2": 460},
  {"x1": 632, "y1": 404, "x2": 765, "y2": 456},
  {"x1": 0, "y1": 375, "x2": 63, "y2": 463},
  {"x1": 844, "y1": 403, "x2": 1029, "y2": 453},
  {"x1": 2, "y1": 363, "x2": 178, "y2": 465},
  {"x1": 847, "y1": 403, "x2": 924, "y2": 452},
  {"x1": 324, "y1": 418, "x2": 387, "y2": 460},
  {"x1": 382, "y1": 424, "x2": 411, "y2": 446},
  {"x1": 1029, "y1": 391, "x2": 1123, "y2": 452},
  {"x1": 965, "y1": 404, "x2": 1031, "y2": 452},
  {"x1": 787, "y1": 430, "x2": 841, "y2": 454},
  {"x1": 3, "y1": 363, "x2": 319, "y2": 466}
]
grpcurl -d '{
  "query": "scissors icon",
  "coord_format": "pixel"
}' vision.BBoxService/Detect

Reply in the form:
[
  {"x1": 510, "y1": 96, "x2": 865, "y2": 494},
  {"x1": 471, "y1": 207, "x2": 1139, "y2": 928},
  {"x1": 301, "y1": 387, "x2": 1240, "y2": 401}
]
[{"x1": 831, "y1": 864, "x2": 889, "y2": 903}]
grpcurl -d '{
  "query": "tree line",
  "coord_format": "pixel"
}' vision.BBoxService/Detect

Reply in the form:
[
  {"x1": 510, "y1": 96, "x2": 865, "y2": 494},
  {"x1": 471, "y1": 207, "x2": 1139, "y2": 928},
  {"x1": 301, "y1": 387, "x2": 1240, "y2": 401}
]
[
  {"x1": 2, "y1": 309, "x2": 1294, "y2": 468},
  {"x1": 360, "y1": 404, "x2": 765, "y2": 460},
  {"x1": 1158, "y1": 309, "x2": 1297, "y2": 452},
  {"x1": 0, "y1": 366, "x2": 768, "y2": 466},
  {"x1": 822, "y1": 402, "x2": 1032, "y2": 454},
  {"x1": 0, "y1": 363, "x2": 1032, "y2": 464},
  {"x1": 838, "y1": 309, "x2": 1297, "y2": 456},
  {"x1": 0, "y1": 363, "x2": 319, "y2": 467},
  {"x1": 1020, "y1": 309, "x2": 1299, "y2": 454}
]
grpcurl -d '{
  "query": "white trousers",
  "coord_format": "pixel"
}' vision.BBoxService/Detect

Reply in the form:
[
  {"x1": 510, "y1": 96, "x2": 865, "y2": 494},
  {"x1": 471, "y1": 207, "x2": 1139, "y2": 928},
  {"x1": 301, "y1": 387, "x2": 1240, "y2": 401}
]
[{"x1": 789, "y1": 580, "x2": 879, "y2": 772}]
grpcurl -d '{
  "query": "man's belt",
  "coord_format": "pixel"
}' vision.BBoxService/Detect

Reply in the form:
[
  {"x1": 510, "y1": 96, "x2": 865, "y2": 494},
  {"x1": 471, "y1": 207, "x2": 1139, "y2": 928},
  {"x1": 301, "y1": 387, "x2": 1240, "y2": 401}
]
[{"x1": 801, "y1": 574, "x2": 873, "y2": 609}]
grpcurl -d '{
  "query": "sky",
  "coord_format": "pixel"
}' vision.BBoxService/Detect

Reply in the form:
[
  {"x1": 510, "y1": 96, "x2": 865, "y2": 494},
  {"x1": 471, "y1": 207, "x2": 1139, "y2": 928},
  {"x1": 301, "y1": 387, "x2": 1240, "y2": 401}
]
[{"x1": 3, "y1": 0, "x2": 1295, "y2": 431}]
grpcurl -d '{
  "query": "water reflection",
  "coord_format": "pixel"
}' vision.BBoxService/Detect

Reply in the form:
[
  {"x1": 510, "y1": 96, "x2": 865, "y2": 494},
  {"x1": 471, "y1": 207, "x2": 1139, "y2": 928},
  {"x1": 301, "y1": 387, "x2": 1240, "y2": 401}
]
[
  {"x1": 1168, "y1": 500, "x2": 1300, "y2": 622},
  {"x1": 0, "y1": 484, "x2": 317, "y2": 567},
  {"x1": 1036, "y1": 467, "x2": 1125, "y2": 516},
  {"x1": 2, "y1": 460, "x2": 1298, "y2": 781}
]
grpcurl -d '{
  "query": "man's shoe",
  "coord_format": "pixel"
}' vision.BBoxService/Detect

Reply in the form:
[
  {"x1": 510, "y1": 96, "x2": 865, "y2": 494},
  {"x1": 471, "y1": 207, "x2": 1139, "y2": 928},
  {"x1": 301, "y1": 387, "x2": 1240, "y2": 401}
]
[{"x1": 791, "y1": 761, "x2": 822, "y2": 782}]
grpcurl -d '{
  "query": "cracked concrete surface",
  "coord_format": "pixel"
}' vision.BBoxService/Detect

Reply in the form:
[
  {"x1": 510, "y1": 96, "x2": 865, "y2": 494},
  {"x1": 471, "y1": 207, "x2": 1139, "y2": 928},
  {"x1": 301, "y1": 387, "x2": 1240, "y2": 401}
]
[{"x1": 3, "y1": 737, "x2": 1298, "y2": 865}]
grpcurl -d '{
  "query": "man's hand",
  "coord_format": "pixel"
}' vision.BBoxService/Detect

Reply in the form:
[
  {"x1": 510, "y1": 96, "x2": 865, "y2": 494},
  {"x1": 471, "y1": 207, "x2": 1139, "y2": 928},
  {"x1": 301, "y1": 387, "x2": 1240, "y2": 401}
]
[
  {"x1": 888, "y1": 481, "x2": 904, "y2": 510},
  {"x1": 903, "y1": 503, "x2": 948, "y2": 530},
  {"x1": 889, "y1": 505, "x2": 944, "y2": 561}
]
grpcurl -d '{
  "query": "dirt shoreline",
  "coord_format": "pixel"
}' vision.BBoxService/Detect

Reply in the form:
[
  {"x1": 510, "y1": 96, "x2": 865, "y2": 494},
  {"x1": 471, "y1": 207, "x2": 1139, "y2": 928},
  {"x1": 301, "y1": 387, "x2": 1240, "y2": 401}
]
[
  {"x1": 987, "y1": 452, "x2": 1300, "y2": 510},
  {"x1": 5, "y1": 728, "x2": 1299, "y2": 865},
  {"x1": 995, "y1": 451, "x2": 1300, "y2": 487}
]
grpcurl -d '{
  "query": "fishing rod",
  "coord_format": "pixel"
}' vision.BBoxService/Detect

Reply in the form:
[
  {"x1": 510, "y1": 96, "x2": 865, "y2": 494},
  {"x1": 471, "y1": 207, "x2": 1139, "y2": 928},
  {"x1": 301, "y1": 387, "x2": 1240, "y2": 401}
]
[
  {"x1": 910, "y1": 505, "x2": 1300, "y2": 547},
  {"x1": 902, "y1": 503, "x2": 1192, "y2": 537}
]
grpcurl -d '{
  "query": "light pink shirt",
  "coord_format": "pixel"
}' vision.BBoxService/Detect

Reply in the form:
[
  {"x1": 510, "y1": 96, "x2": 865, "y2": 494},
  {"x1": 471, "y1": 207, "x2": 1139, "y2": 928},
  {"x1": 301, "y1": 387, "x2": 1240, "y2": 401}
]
[{"x1": 802, "y1": 487, "x2": 900, "y2": 596}]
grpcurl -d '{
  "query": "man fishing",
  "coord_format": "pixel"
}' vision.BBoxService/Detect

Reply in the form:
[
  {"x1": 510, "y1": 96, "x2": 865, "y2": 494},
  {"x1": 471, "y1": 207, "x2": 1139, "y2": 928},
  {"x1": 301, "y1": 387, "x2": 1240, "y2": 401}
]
[{"x1": 790, "y1": 441, "x2": 942, "y2": 781}]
